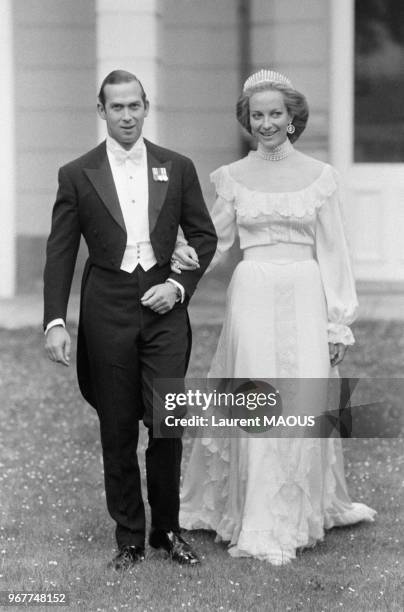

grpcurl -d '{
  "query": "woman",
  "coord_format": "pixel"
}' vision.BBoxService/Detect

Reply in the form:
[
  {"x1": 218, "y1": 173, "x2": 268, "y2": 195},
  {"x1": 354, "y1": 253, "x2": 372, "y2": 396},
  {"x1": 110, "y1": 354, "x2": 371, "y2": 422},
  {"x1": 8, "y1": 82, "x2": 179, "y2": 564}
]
[{"x1": 173, "y1": 69, "x2": 375, "y2": 565}]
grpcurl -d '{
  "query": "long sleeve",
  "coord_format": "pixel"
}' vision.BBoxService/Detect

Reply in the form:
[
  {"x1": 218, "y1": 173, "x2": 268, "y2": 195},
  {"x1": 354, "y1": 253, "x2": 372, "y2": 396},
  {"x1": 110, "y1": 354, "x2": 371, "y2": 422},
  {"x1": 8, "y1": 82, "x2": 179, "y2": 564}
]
[
  {"x1": 207, "y1": 167, "x2": 237, "y2": 272},
  {"x1": 315, "y1": 171, "x2": 358, "y2": 345},
  {"x1": 43, "y1": 166, "x2": 81, "y2": 328},
  {"x1": 167, "y1": 158, "x2": 217, "y2": 298}
]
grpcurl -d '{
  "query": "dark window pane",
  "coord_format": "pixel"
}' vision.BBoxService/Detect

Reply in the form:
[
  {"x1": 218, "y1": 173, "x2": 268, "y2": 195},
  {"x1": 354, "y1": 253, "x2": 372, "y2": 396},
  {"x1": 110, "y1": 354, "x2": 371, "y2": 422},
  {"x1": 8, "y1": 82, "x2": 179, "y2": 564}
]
[{"x1": 355, "y1": 0, "x2": 404, "y2": 162}]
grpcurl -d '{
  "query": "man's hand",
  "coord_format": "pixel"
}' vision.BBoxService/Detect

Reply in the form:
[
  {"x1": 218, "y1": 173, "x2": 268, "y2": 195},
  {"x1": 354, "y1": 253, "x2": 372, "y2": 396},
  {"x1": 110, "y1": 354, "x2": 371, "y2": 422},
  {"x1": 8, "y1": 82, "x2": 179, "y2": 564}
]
[
  {"x1": 141, "y1": 283, "x2": 178, "y2": 314},
  {"x1": 45, "y1": 326, "x2": 71, "y2": 366},
  {"x1": 329, "y1": 342, "x2": 347, "y2": 367}
]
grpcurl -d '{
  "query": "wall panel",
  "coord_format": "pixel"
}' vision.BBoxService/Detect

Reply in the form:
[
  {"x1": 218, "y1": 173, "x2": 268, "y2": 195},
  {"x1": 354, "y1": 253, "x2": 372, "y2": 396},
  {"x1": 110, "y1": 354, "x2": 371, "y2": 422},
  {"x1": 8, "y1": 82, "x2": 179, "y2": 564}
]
[{"x1": 14, "y1": 0, "x2": 97, "y2": 291}]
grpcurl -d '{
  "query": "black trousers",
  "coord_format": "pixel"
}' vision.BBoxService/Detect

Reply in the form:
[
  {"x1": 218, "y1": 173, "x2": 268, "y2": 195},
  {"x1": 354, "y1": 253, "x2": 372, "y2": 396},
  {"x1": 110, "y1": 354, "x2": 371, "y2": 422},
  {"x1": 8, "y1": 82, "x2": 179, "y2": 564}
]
[{"x1": 82, "y1": 263, "x2": 190, "y2": 548}]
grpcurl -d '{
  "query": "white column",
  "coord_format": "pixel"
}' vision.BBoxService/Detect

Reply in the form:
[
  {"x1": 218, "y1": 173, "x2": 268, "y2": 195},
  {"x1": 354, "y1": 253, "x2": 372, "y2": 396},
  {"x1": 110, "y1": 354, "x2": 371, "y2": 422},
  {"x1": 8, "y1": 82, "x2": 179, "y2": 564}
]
[
  {"x1": 329, "y1": 0, "x2": 354, "y2": 172},
  {"x1": 95, "y1": 0, "x2": 163, "y2": 142},
  {"x1": 0, "y1": 0, "x2": 16, "y2": 297}
]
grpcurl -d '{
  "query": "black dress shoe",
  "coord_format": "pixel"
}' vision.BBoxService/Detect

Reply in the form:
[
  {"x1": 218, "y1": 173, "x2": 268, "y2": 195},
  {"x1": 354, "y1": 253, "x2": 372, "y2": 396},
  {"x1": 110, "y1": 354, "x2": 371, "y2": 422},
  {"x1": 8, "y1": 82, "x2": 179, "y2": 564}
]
[
  {"x1": 108, "y1": 545, "x2": 145, "y2": 570},
  {"x1": 149, "y1": 529, "x2": 200, "y2": 565}
]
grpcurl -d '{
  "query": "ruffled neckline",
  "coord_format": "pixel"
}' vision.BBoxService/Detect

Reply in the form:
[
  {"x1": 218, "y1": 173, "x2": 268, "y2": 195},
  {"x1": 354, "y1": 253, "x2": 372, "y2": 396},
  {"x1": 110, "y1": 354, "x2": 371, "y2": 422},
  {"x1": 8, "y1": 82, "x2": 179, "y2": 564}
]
[{"x1": 210, "y1": 163, "x2": 338, "y2": 219}]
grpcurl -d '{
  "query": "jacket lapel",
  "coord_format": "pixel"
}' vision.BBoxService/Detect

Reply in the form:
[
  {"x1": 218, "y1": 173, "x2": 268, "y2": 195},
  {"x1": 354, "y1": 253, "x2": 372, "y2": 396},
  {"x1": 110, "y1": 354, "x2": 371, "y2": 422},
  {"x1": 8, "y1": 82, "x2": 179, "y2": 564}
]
[
  {"x1": 83, "y1": 139, "x2": 172, "y2": 235},
  {"x1": 146, "y1": 143, "x2": 172, "y2": 234},
  {"x1": 83, "y1": 144, "x2": 126, "y2": 232}
]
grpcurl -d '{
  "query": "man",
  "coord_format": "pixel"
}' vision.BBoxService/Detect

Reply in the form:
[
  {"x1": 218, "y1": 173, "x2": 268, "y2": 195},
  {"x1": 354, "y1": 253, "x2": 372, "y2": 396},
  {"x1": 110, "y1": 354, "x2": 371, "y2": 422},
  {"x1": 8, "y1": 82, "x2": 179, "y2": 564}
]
[{"x1": 44, "y1": 70, "x2": 217, "y2": 569}]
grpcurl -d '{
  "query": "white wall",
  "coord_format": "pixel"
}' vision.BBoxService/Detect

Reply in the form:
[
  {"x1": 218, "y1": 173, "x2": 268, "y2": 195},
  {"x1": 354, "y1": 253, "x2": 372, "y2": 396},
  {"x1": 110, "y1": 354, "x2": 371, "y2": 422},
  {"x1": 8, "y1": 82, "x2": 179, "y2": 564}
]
[
  {"x1": 96, "y1": 0, "x2": 163, "y2": 142},
  {"x1": 251, "y1": 0, "x2": 330, "y2": 160},
  {"x1": 0, "y1": 0, "x2": 16, "y2": 297},
  {"x1": 13, "y1": 0, "x2": 97, "y2": 290},
  {"x1": 160, "y1": 0, "x2": 240, "y2": 199}
]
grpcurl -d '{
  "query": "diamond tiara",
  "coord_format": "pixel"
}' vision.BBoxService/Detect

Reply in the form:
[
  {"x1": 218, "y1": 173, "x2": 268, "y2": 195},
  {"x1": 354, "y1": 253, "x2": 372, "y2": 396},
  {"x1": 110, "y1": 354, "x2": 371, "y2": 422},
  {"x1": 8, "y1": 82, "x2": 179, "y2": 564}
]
[{"x1": 243, "y1": 69, "x2": 294, "y2": 93}]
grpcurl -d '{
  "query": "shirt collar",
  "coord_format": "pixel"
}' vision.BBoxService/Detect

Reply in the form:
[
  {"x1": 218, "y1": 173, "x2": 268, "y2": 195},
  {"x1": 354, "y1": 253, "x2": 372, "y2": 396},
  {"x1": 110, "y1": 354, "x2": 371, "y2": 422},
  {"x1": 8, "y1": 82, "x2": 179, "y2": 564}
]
[{"x1": 106, "y1": 135, "x2": 146, "y2": 157}]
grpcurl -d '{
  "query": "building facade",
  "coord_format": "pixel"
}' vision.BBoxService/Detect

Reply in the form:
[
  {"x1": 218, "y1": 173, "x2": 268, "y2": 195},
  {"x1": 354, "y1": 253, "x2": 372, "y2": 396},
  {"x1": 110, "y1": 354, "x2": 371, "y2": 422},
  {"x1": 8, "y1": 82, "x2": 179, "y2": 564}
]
[{"x1": 1, "y1": 0, "x2": 403, "y2": 297}]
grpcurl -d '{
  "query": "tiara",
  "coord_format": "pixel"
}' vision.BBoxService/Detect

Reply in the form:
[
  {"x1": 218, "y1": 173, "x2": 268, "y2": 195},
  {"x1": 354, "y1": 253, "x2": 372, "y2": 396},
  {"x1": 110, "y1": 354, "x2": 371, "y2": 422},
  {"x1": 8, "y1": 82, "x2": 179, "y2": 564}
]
[{"x1": 243, "y1": 69, "x2": 294, "y2": 93}]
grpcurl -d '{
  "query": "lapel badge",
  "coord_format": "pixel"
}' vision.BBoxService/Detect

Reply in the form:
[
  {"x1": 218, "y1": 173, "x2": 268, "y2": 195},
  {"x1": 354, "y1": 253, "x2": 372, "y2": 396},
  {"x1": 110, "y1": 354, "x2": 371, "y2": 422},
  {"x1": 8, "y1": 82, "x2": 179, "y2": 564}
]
[{"x1": 152, "y1": 167, "x2": 168, "y2": 182}]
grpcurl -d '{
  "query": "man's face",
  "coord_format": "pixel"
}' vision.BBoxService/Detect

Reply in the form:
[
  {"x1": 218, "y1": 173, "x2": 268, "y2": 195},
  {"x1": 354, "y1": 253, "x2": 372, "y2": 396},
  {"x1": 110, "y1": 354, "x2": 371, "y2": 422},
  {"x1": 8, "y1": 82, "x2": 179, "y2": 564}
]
[{"x1": 97, "y1": 81, "x2": 149, "y2": 150}]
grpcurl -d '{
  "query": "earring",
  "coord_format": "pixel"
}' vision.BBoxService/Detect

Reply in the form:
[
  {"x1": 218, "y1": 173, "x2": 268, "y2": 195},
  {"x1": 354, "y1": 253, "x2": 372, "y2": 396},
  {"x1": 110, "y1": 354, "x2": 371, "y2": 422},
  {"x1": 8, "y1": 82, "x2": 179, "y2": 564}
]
[{"x1": 287, "y1": 122, "x2": 295, "y2": 134}]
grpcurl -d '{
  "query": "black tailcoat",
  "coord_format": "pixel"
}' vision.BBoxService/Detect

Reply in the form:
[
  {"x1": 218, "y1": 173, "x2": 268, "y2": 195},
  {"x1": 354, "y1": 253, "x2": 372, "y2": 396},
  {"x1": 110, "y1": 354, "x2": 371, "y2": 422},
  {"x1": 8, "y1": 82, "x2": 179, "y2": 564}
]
[
  {"x1": 44, "y1": 139, "x2": 217, "y2": 409},
  {"x1": 44, "y1": 138, "x2": 217, "y2": 546}
]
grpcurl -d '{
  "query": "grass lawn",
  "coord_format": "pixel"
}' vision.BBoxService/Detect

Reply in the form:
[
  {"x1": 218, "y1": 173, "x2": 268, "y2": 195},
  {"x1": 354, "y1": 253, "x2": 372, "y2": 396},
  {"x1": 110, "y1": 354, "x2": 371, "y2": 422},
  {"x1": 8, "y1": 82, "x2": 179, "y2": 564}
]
[{"x1": 0, "y1": 321, "x2": 403, "y2": 612}]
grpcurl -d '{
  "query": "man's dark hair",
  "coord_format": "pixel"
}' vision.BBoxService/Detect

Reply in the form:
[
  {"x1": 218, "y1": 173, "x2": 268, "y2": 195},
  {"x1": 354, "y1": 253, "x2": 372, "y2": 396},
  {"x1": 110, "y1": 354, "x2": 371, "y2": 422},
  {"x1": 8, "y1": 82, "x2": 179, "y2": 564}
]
[{"x1": 98, "y1": 70, "x2": 148, "y2": 107}]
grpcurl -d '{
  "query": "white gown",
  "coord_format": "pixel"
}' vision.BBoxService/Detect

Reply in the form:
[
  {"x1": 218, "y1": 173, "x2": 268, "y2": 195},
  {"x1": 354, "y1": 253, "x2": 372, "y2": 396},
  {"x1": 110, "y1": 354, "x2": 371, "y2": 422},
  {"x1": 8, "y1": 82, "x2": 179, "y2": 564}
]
[{"x1": 179, "y1": 154, "x2": 376, "y2": 565}]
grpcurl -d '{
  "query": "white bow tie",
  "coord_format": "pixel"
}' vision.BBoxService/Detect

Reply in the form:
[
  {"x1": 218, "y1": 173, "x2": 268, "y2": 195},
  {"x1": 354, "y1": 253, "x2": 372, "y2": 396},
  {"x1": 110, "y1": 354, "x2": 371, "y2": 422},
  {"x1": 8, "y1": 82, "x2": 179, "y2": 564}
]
[{"x1": 111, "y1": 147, "x2": 144, "y2": 165}]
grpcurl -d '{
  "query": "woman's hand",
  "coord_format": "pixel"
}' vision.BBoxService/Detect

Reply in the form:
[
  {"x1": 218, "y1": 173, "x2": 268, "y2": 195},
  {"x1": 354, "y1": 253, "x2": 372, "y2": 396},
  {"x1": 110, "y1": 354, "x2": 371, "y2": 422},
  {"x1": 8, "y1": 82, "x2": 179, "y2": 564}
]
[
  {"x1": 171, "y1": 246, "x2": 200, "y2": 274},
  {"x1": 329, "y1": 342, "x2": 347, "y2": 367}
]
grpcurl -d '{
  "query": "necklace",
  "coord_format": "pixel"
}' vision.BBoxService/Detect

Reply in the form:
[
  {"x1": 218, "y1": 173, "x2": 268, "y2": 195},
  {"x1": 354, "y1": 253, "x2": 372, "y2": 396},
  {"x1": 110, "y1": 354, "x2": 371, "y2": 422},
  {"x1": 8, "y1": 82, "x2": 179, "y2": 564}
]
[{"x1": 255, "y1": 139, "x2": 294, "y2": 161}]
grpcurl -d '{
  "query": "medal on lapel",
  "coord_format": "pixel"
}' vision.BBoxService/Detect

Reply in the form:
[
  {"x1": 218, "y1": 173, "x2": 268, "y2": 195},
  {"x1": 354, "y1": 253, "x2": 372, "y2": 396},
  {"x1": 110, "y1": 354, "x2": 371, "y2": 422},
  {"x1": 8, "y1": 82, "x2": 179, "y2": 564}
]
[{"x1": 152, "y1": 167, "x2": 168, "y2": 182}]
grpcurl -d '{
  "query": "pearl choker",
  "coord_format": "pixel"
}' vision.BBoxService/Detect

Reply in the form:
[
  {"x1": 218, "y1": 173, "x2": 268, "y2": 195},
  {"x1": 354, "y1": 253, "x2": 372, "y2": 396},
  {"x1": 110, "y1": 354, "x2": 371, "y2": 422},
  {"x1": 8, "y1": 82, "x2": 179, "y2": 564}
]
[{"x1": 254, "y1": 139, "x2": 294, "y2": 161}]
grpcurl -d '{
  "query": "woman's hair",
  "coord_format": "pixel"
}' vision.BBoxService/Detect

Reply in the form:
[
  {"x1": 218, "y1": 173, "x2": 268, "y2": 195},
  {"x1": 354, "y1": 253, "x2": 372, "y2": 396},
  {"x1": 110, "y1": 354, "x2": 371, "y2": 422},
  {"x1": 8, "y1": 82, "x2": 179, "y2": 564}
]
[{"x1": 236, "y1": 82, "x2": 309, "y2": 143}]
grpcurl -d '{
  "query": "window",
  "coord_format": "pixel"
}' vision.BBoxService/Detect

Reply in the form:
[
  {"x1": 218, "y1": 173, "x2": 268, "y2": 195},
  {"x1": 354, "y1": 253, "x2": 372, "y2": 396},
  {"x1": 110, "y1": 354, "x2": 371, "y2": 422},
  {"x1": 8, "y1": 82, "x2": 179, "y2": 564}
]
[{"x1": 355, "y1": 0, "x2": 404, "y2": 162}]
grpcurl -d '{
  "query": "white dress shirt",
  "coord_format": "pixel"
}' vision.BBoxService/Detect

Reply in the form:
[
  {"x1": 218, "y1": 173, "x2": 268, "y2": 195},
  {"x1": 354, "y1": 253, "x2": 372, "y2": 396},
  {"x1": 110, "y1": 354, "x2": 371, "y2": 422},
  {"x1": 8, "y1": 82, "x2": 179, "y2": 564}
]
[{"x1": 107, "y1": 135, "x2": 157, "y2": 272}]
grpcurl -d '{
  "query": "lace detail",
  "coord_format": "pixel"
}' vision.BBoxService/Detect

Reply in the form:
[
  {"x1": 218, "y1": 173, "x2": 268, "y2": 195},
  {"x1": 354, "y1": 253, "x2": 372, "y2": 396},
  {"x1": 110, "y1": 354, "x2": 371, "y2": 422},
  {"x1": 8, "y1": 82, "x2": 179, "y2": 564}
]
[
  {"x1": 181, "y1": 437, "x2": 376, "y2": 566},
  {"x1": 327, "y1": 322, "x2": 355, "y2": 346},
  {"x1": 211, "y1": 164, "x2": 338, "y2": 219},
  {"x1": 274, "y1": 279, "x2": 298, "y2": 377},
  {"x1": 180, "y1": 436, "x2": 231, "y2": 532}
]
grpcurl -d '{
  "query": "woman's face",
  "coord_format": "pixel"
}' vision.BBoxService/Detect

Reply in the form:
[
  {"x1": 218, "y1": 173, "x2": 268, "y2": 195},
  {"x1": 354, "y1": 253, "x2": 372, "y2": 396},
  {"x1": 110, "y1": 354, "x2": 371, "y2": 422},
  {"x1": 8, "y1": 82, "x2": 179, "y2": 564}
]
[{"x1": 249, "y1": 89, "x2": 292, "y2": 150}]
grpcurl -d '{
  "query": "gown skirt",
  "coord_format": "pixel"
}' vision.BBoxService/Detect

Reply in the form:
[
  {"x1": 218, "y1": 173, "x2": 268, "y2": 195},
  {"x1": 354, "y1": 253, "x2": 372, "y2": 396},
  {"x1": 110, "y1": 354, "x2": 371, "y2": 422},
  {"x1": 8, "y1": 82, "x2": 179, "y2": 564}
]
[{"x1": 180, "y1": 258, "x2": 376, "y2": 565}]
